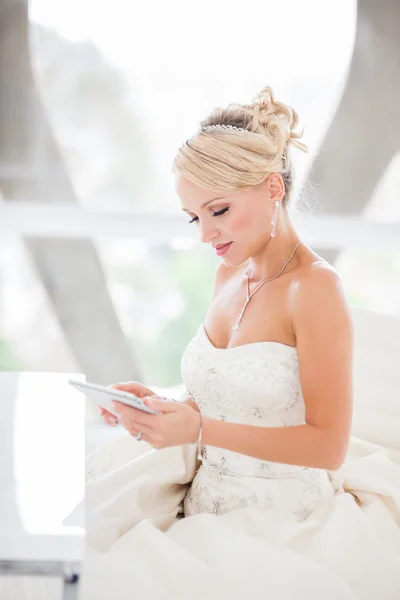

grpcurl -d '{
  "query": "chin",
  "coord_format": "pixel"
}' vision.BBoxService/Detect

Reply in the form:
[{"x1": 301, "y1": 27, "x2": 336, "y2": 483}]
[{"x1": 222, "y1": 256, "x2": 247, "y2": 268}]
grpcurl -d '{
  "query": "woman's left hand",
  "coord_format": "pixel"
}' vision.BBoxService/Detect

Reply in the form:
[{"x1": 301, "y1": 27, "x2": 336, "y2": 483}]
[{"x1": 111, "y1": 396, "x2": 201, "y2": 449}]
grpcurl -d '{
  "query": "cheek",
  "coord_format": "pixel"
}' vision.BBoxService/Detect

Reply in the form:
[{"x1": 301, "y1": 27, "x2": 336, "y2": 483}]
[{"x1": 229, "y1": 214, "x2": 253, "y2": 233}]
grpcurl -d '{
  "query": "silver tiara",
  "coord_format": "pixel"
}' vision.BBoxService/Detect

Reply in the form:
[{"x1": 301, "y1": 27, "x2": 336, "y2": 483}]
[{"x1": 201, "y1": 124, "x2": 246, "y2": 133}]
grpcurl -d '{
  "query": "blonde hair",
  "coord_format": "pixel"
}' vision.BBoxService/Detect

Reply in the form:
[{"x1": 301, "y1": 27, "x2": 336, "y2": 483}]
[{"x1": 173, "y1": 86, "x2": 308, "y2": 207}]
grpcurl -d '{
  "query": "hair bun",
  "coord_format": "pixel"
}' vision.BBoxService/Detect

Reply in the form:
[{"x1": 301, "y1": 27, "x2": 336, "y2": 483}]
[
  {"x1": 174, "y1": 84, "x2": 307, "y2": 206},
  {"x1": 252, "y1": 86, "x2": 307, "y2": 155}
]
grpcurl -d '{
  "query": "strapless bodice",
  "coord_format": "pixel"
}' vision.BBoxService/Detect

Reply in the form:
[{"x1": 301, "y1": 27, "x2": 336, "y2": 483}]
[
  {"x1": 181, "y1": 324, "x2": 334, "y2": 518},
  {"x1": 181, "y1": 324, "x2": 306, "y2": 477}
]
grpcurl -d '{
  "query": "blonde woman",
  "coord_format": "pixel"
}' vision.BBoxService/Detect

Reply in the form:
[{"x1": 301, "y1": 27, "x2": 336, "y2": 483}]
[
  {"x1": 7, "y1": 87, "x2": 397, "y2": 600},
  {"x1": 85, "y1": 87, "x2": 399, "y2": 600},
  {"x1": 101, "y1": 86, "x2": 354, "y2": 517}
]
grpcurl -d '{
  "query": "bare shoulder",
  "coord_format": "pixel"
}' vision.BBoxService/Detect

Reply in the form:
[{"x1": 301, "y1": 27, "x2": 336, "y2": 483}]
[
  {"x1": 288, "y1": 259, "x2": 354, "y2": 343},
  {"x1": 290, "y1": 259, "x2": 347, "y2": 302}
]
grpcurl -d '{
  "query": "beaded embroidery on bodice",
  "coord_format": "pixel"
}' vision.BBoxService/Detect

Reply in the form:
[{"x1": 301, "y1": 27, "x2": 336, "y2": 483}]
[{"x1": 181, "y1": 324, "x2": 334, "y2": 518}]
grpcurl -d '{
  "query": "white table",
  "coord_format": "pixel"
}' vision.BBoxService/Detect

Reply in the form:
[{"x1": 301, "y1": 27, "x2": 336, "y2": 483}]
[{"x1": 0, "y1": 372, "x2": 85, "y2": 599}]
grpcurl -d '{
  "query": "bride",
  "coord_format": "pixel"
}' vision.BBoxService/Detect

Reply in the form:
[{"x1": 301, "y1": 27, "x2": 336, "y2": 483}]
[
  {"x1": 101, "y1": 86, "x2": 353, "y2": 520},
  {"x1": 83, "y1": 86, "x2": 399, "y2": 600},
  {"x1": 81, "y1": 86, "x2": 399, "y2": 599},
  {"x1": 4, "y1": 86, "x2": 398, "y2": 599}
]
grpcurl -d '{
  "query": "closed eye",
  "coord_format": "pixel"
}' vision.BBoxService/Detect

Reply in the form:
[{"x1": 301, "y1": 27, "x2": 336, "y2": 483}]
[{"x1": 188, "y1": 207, "x2": 229, "y2": 224}]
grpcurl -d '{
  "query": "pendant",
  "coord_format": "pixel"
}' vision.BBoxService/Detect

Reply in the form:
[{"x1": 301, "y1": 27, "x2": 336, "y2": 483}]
[
  {"x1": 232, "y1": 313, "x2": 243, "y2": 331},
  {"x1": 232, "y1": 302, "x2": 248, "y2": 331}
]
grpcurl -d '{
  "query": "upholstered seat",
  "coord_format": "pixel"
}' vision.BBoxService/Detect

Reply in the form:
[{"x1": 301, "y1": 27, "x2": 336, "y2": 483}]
[{"x1": 350, "y1": 305, "x2": 400, "y2": 451}]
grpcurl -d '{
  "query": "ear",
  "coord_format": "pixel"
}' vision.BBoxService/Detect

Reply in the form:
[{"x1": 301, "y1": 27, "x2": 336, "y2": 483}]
[{"x1": 266, "y1": 173, "x2": 285, "y2": 204}]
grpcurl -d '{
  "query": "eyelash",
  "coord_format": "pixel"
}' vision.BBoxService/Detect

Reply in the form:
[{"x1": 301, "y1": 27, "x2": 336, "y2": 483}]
[{"x1": 188, "y1": 207, "x2": 229, "y2": 224}]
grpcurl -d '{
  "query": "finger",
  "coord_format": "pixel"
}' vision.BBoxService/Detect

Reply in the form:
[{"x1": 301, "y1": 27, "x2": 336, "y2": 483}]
[
  {"x1": 98, "y1": 406, "x2": 112, "y2": 417},
  {"x1": 119, "y1": 416, "x2": 153, "y2": 437},
  {"x1": 107, "y1": 417, "x2": 118, "y2": 426},
  {"x1": 111, "y1": 401, "x2": 158, "y2": 426},
  {"x1": 97, "y1": 406, "x2": 118, "y2": 426},
  {"x1": 109, "y1": 381, "x2": 154, "y2": 398},
  {"x1": 119, "y1": 415, "x2": 153, "y2": 432},
  {"x1": 104, "y1": 413, "x2": 119, "y2": 426},
  {"x1": 118, "y1": 417, "x2": 160, "y2": 448},
  {"x1": 144, "y1": 397, "x2": 178, "y2": 413},
  {"x1": 102, "y1": 414, "x2": 118, "y2": 426},
  {"x1": 133, "y1": 431, "x2": 153, "y2": 445}
]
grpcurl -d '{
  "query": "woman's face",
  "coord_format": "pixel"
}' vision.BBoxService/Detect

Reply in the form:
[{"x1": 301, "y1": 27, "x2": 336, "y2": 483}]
[{"x1": 175, "y1": 172, "x2": 281, "y2": 266}]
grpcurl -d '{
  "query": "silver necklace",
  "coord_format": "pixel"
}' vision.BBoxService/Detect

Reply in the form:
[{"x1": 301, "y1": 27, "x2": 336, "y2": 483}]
[{"x1": 232, "y1": 241, "x2": 303, "y2": 331}]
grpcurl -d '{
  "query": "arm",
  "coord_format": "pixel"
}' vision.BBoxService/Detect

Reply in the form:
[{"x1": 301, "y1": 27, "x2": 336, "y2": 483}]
[{"x1": 201, "y1": 266, "x2": 354, "y2": 471}]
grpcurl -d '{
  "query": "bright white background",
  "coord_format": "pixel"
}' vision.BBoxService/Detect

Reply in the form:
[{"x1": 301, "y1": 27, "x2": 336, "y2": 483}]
[{"x1": 1, "y1": 0, "x2": 399, "y2": 390}]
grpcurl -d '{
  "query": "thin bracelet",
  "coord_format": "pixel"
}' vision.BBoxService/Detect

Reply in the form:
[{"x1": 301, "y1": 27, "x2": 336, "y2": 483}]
[{"x1": 196, "y1": 410, "x2": 203, "y2": 461}]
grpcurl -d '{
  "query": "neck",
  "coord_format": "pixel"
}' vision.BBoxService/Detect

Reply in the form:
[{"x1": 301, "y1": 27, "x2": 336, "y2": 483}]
[{"x1": 248, "y1": 215, "x2": 302, "y2": 283}]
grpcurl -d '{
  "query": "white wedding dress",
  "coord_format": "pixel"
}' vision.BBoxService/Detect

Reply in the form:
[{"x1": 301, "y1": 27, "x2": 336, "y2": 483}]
[
  {"x1": 182, "y1": 325, "x2": 336, "y2": 520},
  {"x1": 2, "y1": 324, "x2": 400, "y2": 599}
]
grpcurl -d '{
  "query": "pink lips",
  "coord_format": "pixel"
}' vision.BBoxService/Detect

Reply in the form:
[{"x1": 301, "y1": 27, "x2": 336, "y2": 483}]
[{"x1": 215, "y1": 242, "x2": 232, "y2": 256}]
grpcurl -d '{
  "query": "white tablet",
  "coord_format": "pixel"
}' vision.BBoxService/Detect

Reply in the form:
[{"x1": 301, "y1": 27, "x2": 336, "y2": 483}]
[{"x1": 68, "y1": 379, "x2": 159, "y2": 417}]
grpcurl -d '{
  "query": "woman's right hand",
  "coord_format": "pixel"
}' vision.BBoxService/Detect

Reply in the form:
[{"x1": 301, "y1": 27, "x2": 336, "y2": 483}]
[{"x1": 98, "y1": 381, "x2": 155, "y2": 426}]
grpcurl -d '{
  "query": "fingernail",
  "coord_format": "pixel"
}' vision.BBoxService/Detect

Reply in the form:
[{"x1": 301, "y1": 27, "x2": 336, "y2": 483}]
[{"x1": 110, "y1": 417, "x2": 117, "y2": 426}]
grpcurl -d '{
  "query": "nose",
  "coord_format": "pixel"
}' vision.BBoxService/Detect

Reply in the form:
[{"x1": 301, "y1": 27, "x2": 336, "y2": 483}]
[{"x1": 199, "y1": 219, "x2": 218, "y2": 245}]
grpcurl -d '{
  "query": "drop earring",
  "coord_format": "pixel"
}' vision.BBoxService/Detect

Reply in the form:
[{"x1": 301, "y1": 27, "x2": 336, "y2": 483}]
[{"x1": 270, "y1": 200, "x2": 280, "y2": 238}]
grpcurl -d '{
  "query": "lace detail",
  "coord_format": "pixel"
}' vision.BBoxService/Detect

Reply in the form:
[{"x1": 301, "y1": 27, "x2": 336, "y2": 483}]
[
  {"x1": 183, "y1": 464, "x2": 334, "y2": 519},
  {"x1": 181, "y1": 324, "x2": 335, "y2": 518},
  {"x1": 86, "y1": 447, "x2": 117, "y2": 483}
]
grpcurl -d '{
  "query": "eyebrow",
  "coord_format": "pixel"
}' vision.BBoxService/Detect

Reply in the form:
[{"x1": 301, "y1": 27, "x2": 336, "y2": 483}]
[{"x1": 182, "y1": 197, "x2": 225, "y2": 212}]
